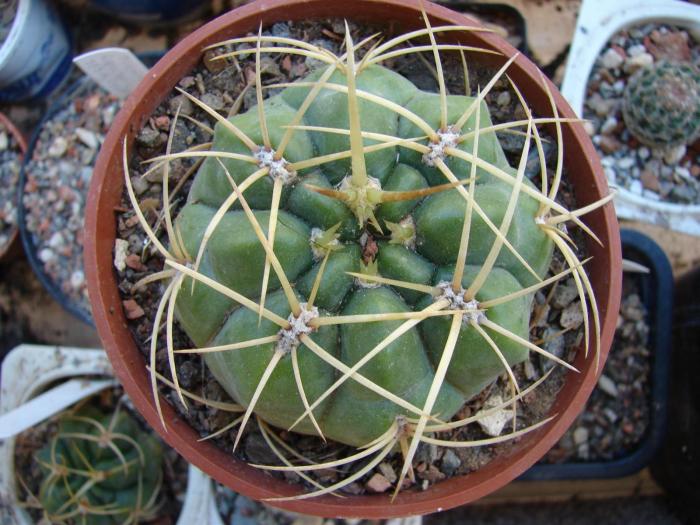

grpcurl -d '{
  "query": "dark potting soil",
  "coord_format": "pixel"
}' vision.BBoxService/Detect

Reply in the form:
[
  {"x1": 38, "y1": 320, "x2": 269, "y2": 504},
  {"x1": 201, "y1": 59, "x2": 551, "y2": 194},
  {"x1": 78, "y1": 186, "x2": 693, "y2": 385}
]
[
  {"x1": 584, "y1": 23, "x2": 700, "y2": 205},
  {"x1": 23, "y1": 83, "x2": 121, "y2": 320},
  {"x1": 114, "y1": 18, "x2": 588, "y2": 496},
  {"x1": 0, "y1": 120, "x2": 22, "y2": 252},
  {"x1": 13, "y1": 386, "x2": 188, "y2": 525},
  {"x1": 542, "y1": 274, "x2": 651, "y2": 464}
]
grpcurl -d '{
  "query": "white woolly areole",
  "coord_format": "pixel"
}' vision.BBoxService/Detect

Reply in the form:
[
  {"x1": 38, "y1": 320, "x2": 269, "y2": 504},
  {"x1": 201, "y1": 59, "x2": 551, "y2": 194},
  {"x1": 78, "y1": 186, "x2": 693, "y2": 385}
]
[
  {"x1": 355, "y1": 273, "x2": 381, "y2": 289},
  {"x1": 436, "y1": 281, "x2": 486, "y2": 324},
  {"x1": 309, "y1": 227, "x2": 339, "y2": 260},
  {"x1": 339, "y1": 174, "x2": 382, "y2": 193},
  {"x1": 422, "y1": 127, "x2": 460, "y2": 167},
  {"x1": 277, "y1": 303, "x2": 319, "y2": 354},
  {"x1": 254, "y1": 147, "x2": 296, "y2": 184},
  {"x1": 395, "y1": 216, "x2": 417, "y2": 250}
]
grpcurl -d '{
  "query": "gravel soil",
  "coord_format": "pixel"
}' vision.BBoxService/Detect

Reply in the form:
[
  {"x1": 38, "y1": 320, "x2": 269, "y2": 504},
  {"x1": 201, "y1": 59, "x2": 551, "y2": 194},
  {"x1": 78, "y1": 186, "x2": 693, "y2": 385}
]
[
  {"x1": 22, "y1": 81, "x2": 121, "y2": 320},
  {"x1": 543, "y1": 274, "x2": 651, "y2": 464},
  {"x1": 0, "y1": 120, "x2": 22, "y2": 253}
]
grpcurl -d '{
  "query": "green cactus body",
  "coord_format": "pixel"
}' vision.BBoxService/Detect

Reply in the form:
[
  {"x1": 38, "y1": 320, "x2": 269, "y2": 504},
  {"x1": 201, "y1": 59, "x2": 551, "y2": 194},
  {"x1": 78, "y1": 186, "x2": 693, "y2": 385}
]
[
  {"x1": 622, "y1": 60, "x2": 700, "y2": 147},
  {"x1": 36, "y1": 406, "x2": 163, "y2": 524},
  {"x1": 172, "y1": 62, "x2": 554, "y2": 448}
]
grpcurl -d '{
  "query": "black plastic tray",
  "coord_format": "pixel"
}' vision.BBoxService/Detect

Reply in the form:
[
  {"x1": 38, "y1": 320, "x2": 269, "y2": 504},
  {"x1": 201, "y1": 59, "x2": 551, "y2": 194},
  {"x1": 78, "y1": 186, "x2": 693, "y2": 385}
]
[{"x1": 521, "y1": 229, "x2": 673, "y2": 480}]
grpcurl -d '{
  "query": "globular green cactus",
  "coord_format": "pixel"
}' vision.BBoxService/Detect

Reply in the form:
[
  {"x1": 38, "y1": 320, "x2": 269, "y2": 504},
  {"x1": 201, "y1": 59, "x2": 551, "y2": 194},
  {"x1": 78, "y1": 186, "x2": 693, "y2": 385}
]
[
  {"x1": 33, "y1": 405, "x2": 163, "y2": 524},
  {"x1": 126, "y1": 17, "x2": 610, "y2": 499},
  {"x1": 622, "y1": 60, "x2": 700, "y2": 147}
]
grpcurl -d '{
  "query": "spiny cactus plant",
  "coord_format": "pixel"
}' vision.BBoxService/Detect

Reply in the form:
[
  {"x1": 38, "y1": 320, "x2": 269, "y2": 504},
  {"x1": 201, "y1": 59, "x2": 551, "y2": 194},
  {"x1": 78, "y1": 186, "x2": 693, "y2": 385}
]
[
  {"x1": 25, "y1": 404, "x2": 163, "y2": 524},
  {"x1": 622, "y1": 60, "x2": 700, "y2": 148},
  {"x1": 125, "y1": 14, "x2": 613, "y2": 500}
]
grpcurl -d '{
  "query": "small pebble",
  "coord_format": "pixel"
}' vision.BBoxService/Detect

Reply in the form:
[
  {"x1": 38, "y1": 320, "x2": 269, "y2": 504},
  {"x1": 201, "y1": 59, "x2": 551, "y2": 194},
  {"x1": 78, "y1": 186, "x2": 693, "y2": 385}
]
[
  {"x1": 496, "y1": 91, "x2": 511, "y2": 107},
  {"x1": 114, "y1": 239, "x2": 129, "y2": 272},
  {"x1": 122, "y1": 299, "x2": 145, "y2": 320},
  {"x1": 552, "y1": 280, "x2": 578, "y2": 309},
  {"x1": 47, "y1": 137, "x2": 68, "y2": 158},
  {"x1": 475, "y1": 395, "x2": 512, "y2": 437},
  {"x1": 600, "y1": 117, "x2": 618, "y2": 135},
  {"x1": 663, "y1": 144, "x2": 686, "y2": 165},
  {"x1": 597, "y1": 374, "x2": 619, "y2": 397},
  {"x1": 600, "y1": 48, "x2": 624, "y2": 69},
  {"x1": 441, "y1": 450, "x2": 461, "y2": 476},
  {"x1": 560, "y1": 301, "x2": 584, "y2": 329},
  {"x1": 573, "y1": 427, "x2": 589, "y2": 445},
  {"x1": 365, "y1": 473, "x2": 392, "y2": 493}
]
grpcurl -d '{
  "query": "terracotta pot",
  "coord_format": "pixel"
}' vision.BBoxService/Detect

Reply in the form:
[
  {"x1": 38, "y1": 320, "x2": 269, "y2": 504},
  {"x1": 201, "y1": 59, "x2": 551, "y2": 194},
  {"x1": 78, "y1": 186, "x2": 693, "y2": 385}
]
[
  {"x1": 84, "y1": 0, "x2": 622, "y2": 518},
  {"x1": 0, "y1": 112, "x2": 27, "y2": 262}
]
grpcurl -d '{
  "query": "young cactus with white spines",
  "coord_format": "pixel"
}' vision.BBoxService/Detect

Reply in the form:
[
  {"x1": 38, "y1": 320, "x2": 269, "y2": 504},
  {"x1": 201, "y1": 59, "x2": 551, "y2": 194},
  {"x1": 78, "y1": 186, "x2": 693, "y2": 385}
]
[{"x1": 124, "y1": 15, "x2": 613, "y2": 500}]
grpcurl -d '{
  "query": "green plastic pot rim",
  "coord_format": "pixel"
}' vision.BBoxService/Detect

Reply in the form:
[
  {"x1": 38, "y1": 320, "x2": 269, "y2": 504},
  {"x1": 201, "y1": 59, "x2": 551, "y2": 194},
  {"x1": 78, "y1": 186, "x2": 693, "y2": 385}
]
[{"x1": 84, "y1": 0, "x2": 622, "y2": 518}]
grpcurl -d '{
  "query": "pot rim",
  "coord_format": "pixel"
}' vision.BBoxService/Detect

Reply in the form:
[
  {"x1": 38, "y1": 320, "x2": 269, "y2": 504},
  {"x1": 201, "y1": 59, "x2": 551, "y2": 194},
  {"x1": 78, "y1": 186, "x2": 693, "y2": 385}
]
[
  {"x1": 0, "y1": 111, "x2": 27, "y2": 261},
  {"x1": 84, "y1": 0, "x2": 622, "y2": 518}
]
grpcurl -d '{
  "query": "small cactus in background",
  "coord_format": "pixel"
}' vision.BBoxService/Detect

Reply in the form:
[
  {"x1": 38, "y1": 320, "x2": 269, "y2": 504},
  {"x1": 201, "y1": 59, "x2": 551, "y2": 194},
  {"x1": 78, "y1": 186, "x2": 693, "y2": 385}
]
[
  {"x1": 125, "y1": 14, "x2": 613, "y2": 500},
  {"x1": 31, "y1": 405, "x2": 163, "y2": 524},
  {"x1": 622, "y1": 60, "x2": 700, "y2": 147}
]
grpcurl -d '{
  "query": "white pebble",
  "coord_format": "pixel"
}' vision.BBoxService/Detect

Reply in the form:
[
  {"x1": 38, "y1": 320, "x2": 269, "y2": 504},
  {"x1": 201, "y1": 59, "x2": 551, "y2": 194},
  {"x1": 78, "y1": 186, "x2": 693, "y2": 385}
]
[
  {"x1": 676, "y1": 167, "x2": 692, "y2": 180},
  {"x1": 664, "y1": 144, "x2": 686, "y2": 165},
  {"x1": 638, "y1": 147, "x2": 650, "y2": 160},
  {"x1": 573, "y1": 427, "x2": 589, "y2": 445},
  {"x1": 600, "y1": 48, "x2": 624, "y2": 69},
  {"x1": 70, "y1": 270, "x2": 85, "y2": 289},
  {"x1": 629, "y1": 179, "x2": 643, "y2": 194},
  {"x1": 617, "y1": 157, "x2": 636, "y2": 170},
  {"x1": 601, "y1": 117, "x2": 618, "y2": 134},
  {"x1": 560, "y1": 301, "x2": 584, "y2": 329},
  {"x1": 583, "y1": 120, "x2": 596, "y2": 136},
  {"x1": 597, "y1": 374, "x2": 619, "y2": 397},
  {"x1": 496, "y1": 91, "x2": 511, "y2": 107},
  {"x1": 39, "y1": 248, "x2": 55, "y2": 263},
  {"x1": 47, "y1": 137, "x2": 68, "y2": 158},
  {"x1": 604, "y1": 408, "x2": 618, "y2": 423},
  {"x1": 114, "y1": 238, "x2": 129, "y2": 272},
  {"x1": 627, "y1": 44, "x2": 647, "y2": 57},
  {"x1": 475, "y1": 395, "x2": 512, "y2": 437},
  {"x1": 604, "y1": 167, "x2": 617, "y2": 184},
  {"x1": 0, "y1": 132, "x2": 8, "y2": 151},
  {"x1": 624, "y1": 52, "x2": 653, "y2": 73},
  {"x1": 75, "y1": 127, "x2": 100, "y2": 150},
  {"x1": 48, "y1": 232, "x2": 64, "y2": 249}
]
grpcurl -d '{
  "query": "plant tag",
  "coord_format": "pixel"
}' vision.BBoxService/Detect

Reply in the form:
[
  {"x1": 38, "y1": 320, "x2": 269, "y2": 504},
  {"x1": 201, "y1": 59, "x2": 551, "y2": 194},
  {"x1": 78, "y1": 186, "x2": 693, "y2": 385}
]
[{"x1": 73, "y1": 48, "x2": 149, "y2": 99}]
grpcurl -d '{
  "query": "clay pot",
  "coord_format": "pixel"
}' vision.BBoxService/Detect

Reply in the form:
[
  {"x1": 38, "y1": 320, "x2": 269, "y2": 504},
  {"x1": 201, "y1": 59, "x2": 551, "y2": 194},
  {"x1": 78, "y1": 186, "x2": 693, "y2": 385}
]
[
  {"x1": 84, "y1": 0, "x2": 622, "y2": 518},
  {"x1": 0, "y1": 112, "x2": 27, "y2": 262}
]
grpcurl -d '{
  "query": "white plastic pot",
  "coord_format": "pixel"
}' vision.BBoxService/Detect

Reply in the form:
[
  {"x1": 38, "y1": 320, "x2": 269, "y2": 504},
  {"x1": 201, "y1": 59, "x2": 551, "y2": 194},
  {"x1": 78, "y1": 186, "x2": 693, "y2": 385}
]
[
  {"x1": 0, "y1": 0, "x2": 72, "y2": 102},
  {"x1": 560, "y1": 0, "x2": 700, "y2": 236},
  {"x1": 0, "y1": 344, "x2": 219, "y2": 524}
]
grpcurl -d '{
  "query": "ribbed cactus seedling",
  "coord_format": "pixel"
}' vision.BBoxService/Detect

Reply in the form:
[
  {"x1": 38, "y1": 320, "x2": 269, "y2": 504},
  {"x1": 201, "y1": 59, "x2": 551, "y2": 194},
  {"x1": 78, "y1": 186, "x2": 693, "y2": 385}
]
[
  {"x1": 25, "y1": 404, "x2": 163, "y2": 524},
  {"x1": 124, "y1": 14, "x2": 613, "y2": 499},
  {"x1": 622, "y1": 60, "x2": 700, "y2": 148}
]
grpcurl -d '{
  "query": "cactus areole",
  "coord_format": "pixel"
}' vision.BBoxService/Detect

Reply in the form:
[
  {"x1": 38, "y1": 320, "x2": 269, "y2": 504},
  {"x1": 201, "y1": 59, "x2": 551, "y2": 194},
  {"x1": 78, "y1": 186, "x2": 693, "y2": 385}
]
[{"x1": 85, "y1": 0, "x2": 621, "y2": 513}]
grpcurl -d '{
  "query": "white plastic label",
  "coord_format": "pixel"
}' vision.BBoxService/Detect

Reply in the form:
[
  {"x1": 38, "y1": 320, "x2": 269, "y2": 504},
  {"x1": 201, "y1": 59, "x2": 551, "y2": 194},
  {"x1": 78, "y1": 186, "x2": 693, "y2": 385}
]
[{"x1": 73, "y1": 48, "x2": 149, "y2": 99}]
